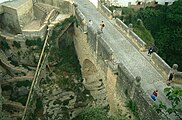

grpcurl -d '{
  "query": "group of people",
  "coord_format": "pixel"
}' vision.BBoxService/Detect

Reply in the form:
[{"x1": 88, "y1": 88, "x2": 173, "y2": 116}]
[
  {"x1": 151, "y1": 72, "x2": 174, "y2": 101},
  {"x1": 88, "y1": 20, "x2": 105, "y2": 32},
  {"x1": 88, "y1": 20, "x2": 176, "y2": 102}
]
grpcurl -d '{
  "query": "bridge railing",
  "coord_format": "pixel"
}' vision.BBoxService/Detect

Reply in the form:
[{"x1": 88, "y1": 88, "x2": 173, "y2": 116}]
[
  {"x1": 116, "y1": 18, "x2": 147, "y2": 51},
  {"x1": 115, "y1": 18, "x2": 128, "y2": 34},
  {"x1": 97, "y1": 3, "x2": 147, "y2": 52},
  {"x1": 151, "y1": 53, "x2": 171, "y2": 77},
  {"x1": 87, "y1": 25, "x2": 97, "y2": 52},
  {"x1": 75, "y1": 8, "x2": 87, "y2": 33},
  {"x1": 117, "y1": 63, "x2": 160, "y2": 119},
  {"x1": 87, "y1": 24, "x2": 115, "y2": 73},
  {"x1": 98, "y1": 1, "x2": 113, "y2": 19}
]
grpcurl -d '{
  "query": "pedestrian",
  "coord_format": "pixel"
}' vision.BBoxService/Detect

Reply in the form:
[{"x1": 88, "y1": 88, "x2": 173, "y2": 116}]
[
  {"x1": 88, "y1": 20, "x2": 93, "y2": 26},
  {"x1": 167, "y1": 72, "x2": 174, "y2": 85},
  {"x1": 151, "y1": 90, "x2": 158, "y2": 101},
  {"x1": 148, "y1": 46, "x2": 154, "y2": 55},
  {"x1": 100, "y1": 21, "x2": 105, "y2": 32}
]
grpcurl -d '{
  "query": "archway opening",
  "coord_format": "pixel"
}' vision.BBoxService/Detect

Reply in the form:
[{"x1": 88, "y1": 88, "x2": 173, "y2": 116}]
[{"x1": 82, "y1": 59, "x2": 98, "y2": 83}]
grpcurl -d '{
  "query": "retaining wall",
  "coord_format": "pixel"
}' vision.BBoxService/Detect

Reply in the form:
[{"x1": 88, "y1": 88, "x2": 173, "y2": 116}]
[{"x1": 22, "y1": 24, "x2": 47, "y2": 39}]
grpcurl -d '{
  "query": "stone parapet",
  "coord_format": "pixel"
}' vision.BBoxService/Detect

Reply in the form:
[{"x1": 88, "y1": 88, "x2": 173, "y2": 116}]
[
  {"x1": 151, "y1": 53, "x2": 171, "y2": 77},
  {"x1": 129, "y1": 30, "x2": 146, "y2": 51},
  {"x1": 115, "y1": 18, "x2": 146, "y2": 52},
  {"x1": 117, "y1": 63, "x2": 161, "y2": 120},
  {"x1": 98, "y1": 1, "x2": 113, "y2": 19},
  {"x1": 75, "y1": 8, "x2": 87, "y2": 33},
  {"x1": 116, "y1": 18, "x2": 128, "y2": 34},
  {"x1": 173, "y1": 72, "x2": 182, "y2": 84},
  {"x1": 87, "y1": 25, "x2": 97, "y2": 52}
]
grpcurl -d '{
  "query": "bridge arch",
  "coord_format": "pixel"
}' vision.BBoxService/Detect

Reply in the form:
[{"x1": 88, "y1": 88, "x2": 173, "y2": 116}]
[{"x1": 82, "y1": 59, "x2": 99, "y2": 83}]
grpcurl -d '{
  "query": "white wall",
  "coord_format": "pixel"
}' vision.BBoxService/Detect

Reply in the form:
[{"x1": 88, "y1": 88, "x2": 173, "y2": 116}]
[
  {"x1": 89, "y1": 0, "x2": 98, "y2": 8},
  {"x1": 117, "y1": 0, "x2": 175, "y2": 6}
]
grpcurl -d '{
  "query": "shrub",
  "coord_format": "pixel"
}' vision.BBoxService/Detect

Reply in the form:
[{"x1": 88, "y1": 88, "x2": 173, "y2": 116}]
[{"x1": 13, "y1": 41, "x2": 21, "y2": 49}]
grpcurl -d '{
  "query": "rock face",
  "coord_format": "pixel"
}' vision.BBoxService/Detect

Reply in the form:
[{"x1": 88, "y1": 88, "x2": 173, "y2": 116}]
[
  {"x1": 42, "y1": 85, "x2": 75, "y2": 119},
  {"x1": 41, "y1": 83, "x2": 90, "y2": 120}
]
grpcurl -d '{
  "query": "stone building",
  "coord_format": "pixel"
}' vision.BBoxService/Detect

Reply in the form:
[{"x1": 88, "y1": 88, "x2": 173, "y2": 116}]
[
  {"x1": 104, "y1": 0, "x2": 176, "y2": 7},
  {"x1": 0, "y1": 0, "x2": 34, "y2": 34}
]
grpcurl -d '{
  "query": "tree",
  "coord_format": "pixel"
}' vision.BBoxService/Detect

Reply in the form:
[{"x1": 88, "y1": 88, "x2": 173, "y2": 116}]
[
  {"x1": 73, "y1": 107, "x2": 110, "y2": 120},
  {"x1": 153, "y1": 87, "x2": 182, "y2": 120}
]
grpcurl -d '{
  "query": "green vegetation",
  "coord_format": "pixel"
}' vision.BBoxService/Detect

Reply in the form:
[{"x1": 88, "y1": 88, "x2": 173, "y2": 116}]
[
  {"x1": 109, "y1": 0, "x2": 182, "y2": 70},
  {"x1": 74, "y1": 107, "x2": 129, "y2": 120},
  {"x1": 16, "y1": 80, "x2": 32, "y2": 87},
  {"x1": 25, "y1": 38, "x2": 43, "y2": 47},
  {"x1": 125, "y1": 99, "x2": 140, "y2": 120},
  {"x1": 73, "y1": 107, "x2": 109, "y2": 120},
  {"x1": 49, "y1": 15, "x2": 76, "y2": 45},
  {"x1": 0, "y1": 39, "x2": 10, "y2": 50},
  {"x1": 13, "y1": 41, "x2": 21, "y2": 49},
  {"x1": 153, "y1": 87, "x2": 182, "y2": 120},
  {"x1": 133, "y1": 19, "x2": 154, "y2": 47}
]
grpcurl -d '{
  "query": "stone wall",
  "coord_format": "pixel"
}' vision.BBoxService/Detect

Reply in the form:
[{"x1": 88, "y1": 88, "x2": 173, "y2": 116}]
[
  {"x1": 22, "y1": 24, "x2": 47, "y2": 39},
  {"x1": 17, "y1": 0, "x2": 34, "y2": 27},
  {"x1": 75, "y1": 8, "x2": 87, "y2": 33},
  {"x1": 1, "y1": 6, "x2": 21, "y2": 33},
  {"x1": 33, "y1": 4, "x2": 47, "y2": 25},
  {"x1": 0, "y1": 5, "x2": 3, "y2": 14},
  {"x1": 174, "y1": 72, "x2": 182, "y2": 84},
  {"x1": 151, "y1": 53, "x2": 171, "y2": 77},
  {"x1": 116, "y1": 63, "x2": 160, "y2": 119},
  {"x1": 97, "y1": 36, "x2": 113, "y2": 61},
  {"x1": 87, "y1": 25, "x2": 97, "y2": 52}
]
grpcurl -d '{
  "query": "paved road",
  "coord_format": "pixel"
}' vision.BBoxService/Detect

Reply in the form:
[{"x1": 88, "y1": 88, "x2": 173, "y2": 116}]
[{"x1": 75, "y1": 0, "x2": 173, "y2": 115}]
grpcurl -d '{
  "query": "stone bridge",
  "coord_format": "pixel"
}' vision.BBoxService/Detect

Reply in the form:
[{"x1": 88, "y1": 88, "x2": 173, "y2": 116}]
[{"x1": 73, "y1": 0, "x2": 182, "y2": 119}]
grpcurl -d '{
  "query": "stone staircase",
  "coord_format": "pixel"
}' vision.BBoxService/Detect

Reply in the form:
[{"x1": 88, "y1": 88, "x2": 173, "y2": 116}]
[{"x1": 34, "y1": 3, "x2": 48, "y2": 14}]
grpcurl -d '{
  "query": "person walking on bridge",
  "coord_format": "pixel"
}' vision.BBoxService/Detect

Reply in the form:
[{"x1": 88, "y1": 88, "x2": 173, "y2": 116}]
[
  {"x1": 148, "y1": 46, "x2": 155, "y2": 55},
  {"x1": 88, "y1": 20, "x2": 93, "y2": 26},
  {"x1": 151, "y1": 90, "x2": 158, "y2": 101},
  {"x1": 100, "y1": 21, "x2": 105, "y2": 32},
  {"x1": 167, "y1": 72, "x2": 174, "y2": 85}
]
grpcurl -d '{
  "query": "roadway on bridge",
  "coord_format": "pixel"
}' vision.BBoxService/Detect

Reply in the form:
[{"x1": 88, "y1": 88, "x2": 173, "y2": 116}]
[{"x1": 75, "y1": 0, "x2": 171, "y2": 109}]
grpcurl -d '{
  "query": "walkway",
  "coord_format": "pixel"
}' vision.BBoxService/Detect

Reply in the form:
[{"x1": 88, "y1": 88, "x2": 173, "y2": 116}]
[{"x1": 76, "y1": 0, "x2": 173, "y2": 116}]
